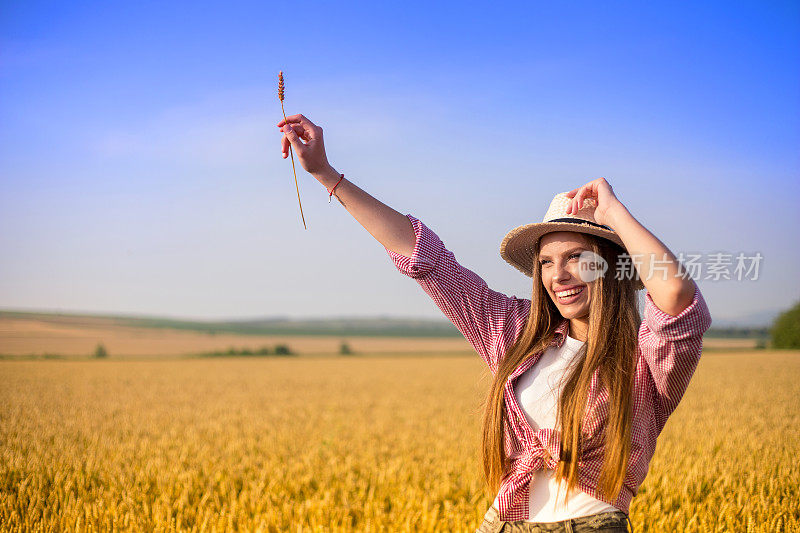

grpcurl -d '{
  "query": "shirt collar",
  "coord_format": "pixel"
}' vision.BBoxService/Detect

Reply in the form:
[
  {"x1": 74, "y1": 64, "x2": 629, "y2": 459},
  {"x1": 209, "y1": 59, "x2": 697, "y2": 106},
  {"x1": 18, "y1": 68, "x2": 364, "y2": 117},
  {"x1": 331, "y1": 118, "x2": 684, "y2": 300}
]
[{"x1": 551, "y1": 319, "x2": 570, "y2": 349}]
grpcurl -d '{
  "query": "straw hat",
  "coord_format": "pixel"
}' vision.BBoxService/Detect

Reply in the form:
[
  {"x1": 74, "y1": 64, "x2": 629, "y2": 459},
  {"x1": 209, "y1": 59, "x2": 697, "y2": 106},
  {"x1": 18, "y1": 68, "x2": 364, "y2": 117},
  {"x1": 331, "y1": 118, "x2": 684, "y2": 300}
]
[{"x1": 500, "y1": 192, "x2": 644, "y2": 290}]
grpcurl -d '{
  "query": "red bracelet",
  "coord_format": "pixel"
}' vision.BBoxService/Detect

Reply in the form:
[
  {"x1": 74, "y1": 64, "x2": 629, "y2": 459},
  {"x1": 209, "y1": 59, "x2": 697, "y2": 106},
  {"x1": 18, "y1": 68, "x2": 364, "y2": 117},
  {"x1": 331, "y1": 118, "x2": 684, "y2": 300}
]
[{"x1": 328, "y1": 173, "x2": 344, "y2": 203}]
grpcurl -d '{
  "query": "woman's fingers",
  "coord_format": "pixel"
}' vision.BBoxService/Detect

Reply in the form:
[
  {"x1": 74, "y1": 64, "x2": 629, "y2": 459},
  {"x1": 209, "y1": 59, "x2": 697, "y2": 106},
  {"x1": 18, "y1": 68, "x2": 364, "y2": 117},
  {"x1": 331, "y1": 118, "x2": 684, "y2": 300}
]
[
  {"x1": 580, "y1": 185, "x2": 597, "y2": 211},
  {"x1": 281, "y1": 133, "x2": 290, "y2": 157},
  {"x1": 566, "y1": 187, "x2": 580, "y2": 214},
  {"x1": 276, "y1": 113, "x2": 316, "y2": 129},
  {"x1": 278, "y1": 122, "x2": 317, "y2": 145},
  {"x1": 575, "y1": 188, "x2": 587, "y2": 212},
  {"x1": 283, "y1": 123, "x2": 310, "y2": 141},
  {"x1": 277, "y1": 114, "x2": 321, "y2": 140},
  {"x1": 282, "y1": 125, "x2": 308, "y2": 156},
  {"x1": 276, "y1": 113, "x2": 333, "y2": 175},
  {"x1": 281, "y1": 122, "x2": 316, "y2": 157},
  {"x1": 566, "y1": 181, "x2": 603, "y2": 213},
  {"x1": 568, "y1": 187, "x2": 581, "y2": 213},
  {"x1": 276, "y1": 113, "x2": 303, "y2": 127}
]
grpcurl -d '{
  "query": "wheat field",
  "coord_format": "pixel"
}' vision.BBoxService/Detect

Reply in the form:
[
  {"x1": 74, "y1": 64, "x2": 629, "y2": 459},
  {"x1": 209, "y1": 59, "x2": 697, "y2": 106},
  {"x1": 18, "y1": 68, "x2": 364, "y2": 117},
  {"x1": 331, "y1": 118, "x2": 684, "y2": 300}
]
[
  {"x1": 1, "y1": 350, "x2": 798, "y2": 532},
  {"x1": 0, "y1": 316, "x2": 474, "y2": 358},
  {"x1": 0, "y1": 315, "x2": 755, "y2": 359}
]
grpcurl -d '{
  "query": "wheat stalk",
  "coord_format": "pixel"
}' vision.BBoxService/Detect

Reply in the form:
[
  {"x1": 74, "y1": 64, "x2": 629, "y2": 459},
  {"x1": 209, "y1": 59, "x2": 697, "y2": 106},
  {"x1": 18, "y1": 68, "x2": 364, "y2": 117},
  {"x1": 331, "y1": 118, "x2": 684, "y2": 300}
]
[{"x1": 278, "y1": 70, "x2": 307, "y2": 230}]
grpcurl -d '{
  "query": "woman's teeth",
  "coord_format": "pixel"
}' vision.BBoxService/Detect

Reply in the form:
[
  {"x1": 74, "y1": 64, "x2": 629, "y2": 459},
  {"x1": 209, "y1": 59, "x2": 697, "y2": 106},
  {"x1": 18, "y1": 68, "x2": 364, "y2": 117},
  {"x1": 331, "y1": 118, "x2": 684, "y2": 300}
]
[
  {"x1": 556, "y1": 287, "x2": 583, "y2": 297},
  {"x1": 556, "y1": 287, "x2": 584, "y2": 301}
]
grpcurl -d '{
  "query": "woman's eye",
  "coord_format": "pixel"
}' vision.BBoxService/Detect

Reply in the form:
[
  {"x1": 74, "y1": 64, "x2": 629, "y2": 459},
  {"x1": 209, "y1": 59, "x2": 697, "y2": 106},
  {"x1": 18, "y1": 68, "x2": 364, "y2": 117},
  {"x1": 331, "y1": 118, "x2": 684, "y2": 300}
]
[{"x1": 540, "y1": 253, "x2": 581, "y2": 266}]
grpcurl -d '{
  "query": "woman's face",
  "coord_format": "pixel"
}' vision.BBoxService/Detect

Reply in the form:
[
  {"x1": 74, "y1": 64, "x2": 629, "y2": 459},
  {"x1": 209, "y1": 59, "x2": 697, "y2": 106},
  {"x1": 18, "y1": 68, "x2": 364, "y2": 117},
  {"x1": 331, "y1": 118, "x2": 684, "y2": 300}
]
[{"x1": 538, "y1": 232, "x2": 593, "y2": 319}]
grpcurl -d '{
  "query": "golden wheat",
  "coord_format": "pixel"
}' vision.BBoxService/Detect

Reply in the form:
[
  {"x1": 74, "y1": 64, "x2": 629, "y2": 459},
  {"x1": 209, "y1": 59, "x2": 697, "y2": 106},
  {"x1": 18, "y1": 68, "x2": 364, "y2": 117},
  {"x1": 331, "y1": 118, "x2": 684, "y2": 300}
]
[{"x1": 0, "y1": 351, "x2": 797, "y2": 531}]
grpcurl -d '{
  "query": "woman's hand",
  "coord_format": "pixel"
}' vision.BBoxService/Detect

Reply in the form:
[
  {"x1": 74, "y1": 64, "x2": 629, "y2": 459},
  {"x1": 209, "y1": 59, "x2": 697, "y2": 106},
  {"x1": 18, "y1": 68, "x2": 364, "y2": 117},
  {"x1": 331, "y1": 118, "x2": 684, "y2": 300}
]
[
  {"x1": 276, "y1": 114, "x2": 334, "y2": 176},
  {"x1": 565, "y1": 177, "x2": 627, "y2": 229}
]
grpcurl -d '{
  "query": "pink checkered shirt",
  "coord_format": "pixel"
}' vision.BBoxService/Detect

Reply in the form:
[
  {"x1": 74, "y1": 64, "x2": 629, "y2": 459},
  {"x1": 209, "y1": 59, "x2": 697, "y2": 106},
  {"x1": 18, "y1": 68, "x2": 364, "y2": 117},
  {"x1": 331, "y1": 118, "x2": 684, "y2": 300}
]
[{"x1": 384, "y1": 214, "x2": 713, "y2": 521}]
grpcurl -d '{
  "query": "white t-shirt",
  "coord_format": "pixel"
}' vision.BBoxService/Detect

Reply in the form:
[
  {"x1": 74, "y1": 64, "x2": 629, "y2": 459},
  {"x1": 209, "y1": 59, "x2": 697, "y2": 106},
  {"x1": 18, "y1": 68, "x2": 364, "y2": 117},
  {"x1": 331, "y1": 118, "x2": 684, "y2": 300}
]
[{"x1": 494, "y1": 334, "x2": 621, "y2": 522}]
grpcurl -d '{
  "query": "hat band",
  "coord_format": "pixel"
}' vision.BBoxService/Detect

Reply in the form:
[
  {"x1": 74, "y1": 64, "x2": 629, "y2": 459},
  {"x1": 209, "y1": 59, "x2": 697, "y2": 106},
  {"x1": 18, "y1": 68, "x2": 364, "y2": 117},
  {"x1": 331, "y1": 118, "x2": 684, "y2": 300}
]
[{"x1": 547, "y1": 217, "x2": 613, "y2": 232}]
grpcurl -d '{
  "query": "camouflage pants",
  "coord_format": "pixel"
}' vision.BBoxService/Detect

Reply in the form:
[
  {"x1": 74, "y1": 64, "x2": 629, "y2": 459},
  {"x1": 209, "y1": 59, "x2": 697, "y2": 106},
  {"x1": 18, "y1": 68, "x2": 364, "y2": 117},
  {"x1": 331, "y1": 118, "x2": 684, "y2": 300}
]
[{"x1": 475, "y1": 504, "x2": 632, "y2": 533}]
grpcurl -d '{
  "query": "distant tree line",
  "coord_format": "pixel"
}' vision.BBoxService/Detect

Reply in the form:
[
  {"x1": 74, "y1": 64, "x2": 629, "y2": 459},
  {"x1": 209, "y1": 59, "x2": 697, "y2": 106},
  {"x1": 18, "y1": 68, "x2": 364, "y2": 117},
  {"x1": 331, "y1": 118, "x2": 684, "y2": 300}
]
[
  {"x1": 82, "y1": 308, "x2": 800, "y2": 359},
  {"x1": 89, "y1": 341, "x2": 359, "y2": 359},
  {"x1": 771, "y1": 300, "x2": 800, "y2": 349},
  {"x1": 704, "y1": 327, "x2": 769, "y2": 339},
  {"x1": 202, "y1": 344, "x2": 296, "y2": 357}
]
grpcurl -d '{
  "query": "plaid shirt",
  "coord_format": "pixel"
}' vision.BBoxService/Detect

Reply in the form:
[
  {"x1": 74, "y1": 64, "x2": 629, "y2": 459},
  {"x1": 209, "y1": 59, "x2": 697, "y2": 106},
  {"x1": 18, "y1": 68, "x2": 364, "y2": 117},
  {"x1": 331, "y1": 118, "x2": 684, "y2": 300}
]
[{"x1": 384, "y1": 214, "x2": 712, "y2": 520}]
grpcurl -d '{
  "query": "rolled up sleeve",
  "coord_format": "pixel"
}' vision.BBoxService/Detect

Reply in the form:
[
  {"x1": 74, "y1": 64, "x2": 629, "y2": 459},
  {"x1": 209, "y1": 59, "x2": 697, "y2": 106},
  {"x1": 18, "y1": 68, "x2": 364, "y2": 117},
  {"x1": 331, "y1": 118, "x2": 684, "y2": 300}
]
[
  {"x1": 639, "y1": 282, "x2": 713, "y2": 430},
  {"x1": 384, "y1": 214, "x2": 527, "y2": 373},
  {"x1": 384, "y1": 214, "x2": 446, "y2": 279}
]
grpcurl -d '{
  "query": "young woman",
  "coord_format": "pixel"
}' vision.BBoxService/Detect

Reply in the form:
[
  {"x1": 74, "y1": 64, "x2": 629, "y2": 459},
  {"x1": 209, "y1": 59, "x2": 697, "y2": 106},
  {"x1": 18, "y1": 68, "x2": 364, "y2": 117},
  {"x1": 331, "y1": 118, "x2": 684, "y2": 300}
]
[{"x1": 277, "y1": 114, "x2": 712, "y2": 533}]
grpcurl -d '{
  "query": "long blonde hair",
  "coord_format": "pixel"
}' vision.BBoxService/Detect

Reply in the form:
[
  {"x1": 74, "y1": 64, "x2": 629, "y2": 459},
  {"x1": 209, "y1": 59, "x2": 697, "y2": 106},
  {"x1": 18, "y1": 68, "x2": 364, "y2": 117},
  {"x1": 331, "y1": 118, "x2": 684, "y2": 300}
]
[{"x1": 481, "y1": 232, "x2": 641, "y2": 503}]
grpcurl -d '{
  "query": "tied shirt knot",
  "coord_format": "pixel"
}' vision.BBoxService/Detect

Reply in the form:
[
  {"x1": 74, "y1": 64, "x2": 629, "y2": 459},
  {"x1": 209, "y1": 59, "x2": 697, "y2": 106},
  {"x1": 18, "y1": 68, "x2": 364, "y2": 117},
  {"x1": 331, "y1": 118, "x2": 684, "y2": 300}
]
[{"x1": 498, "y1": 428, "x2": 562, "y2": 519}]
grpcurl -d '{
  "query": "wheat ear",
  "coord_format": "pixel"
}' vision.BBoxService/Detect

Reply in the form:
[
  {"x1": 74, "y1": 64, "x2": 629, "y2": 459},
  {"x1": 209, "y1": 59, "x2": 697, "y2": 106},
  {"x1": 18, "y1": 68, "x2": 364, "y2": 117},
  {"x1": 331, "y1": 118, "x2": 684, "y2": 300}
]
[{"x1": 278, "y1": 71, "x2": 307, "y2": 230}]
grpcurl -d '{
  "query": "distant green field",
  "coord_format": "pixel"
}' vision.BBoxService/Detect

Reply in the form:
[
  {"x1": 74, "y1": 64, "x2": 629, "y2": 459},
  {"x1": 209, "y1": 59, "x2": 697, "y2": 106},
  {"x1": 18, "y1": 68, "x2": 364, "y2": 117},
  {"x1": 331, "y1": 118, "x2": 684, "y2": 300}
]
[
  {"x1": 0, "y1": 310, "x2": 463, "y2": 338},
  {"x1": 0, "y1": 310, "x2": 769, "y2": 340}
]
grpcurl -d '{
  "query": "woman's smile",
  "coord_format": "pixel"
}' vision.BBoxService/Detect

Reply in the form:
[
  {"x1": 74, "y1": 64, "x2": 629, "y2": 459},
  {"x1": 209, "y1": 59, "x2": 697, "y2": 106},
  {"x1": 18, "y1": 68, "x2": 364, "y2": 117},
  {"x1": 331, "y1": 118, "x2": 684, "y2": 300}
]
[{"x1": 555, "y1": 285, "x2": 585, "y2": 304}]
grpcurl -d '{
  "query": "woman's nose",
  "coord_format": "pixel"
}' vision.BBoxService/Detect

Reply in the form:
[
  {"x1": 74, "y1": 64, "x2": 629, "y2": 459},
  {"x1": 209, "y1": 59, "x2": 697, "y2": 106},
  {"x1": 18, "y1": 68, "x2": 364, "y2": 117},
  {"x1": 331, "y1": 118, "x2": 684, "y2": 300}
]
[{"x1": 553, "y1": 264, "x2": 571, "y2": 282}]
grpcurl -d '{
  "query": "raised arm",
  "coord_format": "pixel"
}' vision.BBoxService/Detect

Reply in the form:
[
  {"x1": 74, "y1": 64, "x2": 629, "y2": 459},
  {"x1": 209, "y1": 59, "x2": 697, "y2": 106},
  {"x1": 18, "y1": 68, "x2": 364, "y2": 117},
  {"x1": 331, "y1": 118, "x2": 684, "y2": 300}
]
[
  {"x1": 383, "y1": 213, "x2": 529, "y2": 372},
  {"x1": 277, "y1": 114, "x2": 527, "y2": 371},
  {"x1": 565, "y1": 178, "x2": 713, "y2": 427},
  {"x1": 600, "y1": 195, "x2": 712, "y2": 426},
  {"x1": 566, "y1": 177, "x2": 697, "y2": 315},
  {"x1": 638, "y1": 281, "x2": 712, "y2": 431},
  {"x1": 277, "y1": 114, "x2": 416, "y2": 256}
]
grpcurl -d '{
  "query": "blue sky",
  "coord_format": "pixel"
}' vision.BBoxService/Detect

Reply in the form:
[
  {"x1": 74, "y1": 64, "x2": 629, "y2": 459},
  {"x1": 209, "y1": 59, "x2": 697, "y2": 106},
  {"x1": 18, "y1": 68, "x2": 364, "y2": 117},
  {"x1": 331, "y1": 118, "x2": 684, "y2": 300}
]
[{"x1": 1, "y1": 1, "x2": 798, "y2": 324}]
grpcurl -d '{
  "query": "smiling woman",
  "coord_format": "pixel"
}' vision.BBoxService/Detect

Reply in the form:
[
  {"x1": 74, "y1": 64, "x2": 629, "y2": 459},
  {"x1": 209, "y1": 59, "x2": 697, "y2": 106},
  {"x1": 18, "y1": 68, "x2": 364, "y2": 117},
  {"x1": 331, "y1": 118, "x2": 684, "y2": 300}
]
[
  {"x1": 277, "y1": 114, "x2": 712, "y2": 533},
  {"x1": 539, "y1": 236, "x2": 595, "y2": 339}
]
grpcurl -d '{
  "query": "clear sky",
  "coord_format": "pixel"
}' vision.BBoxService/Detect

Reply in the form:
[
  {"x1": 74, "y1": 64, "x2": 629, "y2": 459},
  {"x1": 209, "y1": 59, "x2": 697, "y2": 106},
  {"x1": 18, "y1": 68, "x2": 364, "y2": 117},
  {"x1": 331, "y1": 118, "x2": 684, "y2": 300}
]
[{"x1": 1, "y1": 1, "x2": 798, "y2": 324}]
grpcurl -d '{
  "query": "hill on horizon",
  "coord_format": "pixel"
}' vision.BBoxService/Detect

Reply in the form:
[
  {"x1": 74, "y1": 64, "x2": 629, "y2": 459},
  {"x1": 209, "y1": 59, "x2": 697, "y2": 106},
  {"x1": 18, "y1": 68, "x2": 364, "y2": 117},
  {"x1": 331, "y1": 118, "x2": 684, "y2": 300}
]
[
  {"x1": 0, "y1": 309, "x2": 463, "y2": 338},
  {"x1": 0, "y1": 307, "x2": 771, "y2": 340}
]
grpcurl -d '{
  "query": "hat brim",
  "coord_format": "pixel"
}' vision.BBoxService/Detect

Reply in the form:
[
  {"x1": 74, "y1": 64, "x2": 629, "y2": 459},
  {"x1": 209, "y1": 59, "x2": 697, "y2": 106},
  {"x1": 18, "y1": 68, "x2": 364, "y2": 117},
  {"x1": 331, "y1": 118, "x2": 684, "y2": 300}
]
[{"x1": 500, "y1": 221, "x2": 645, "y2": 290}]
